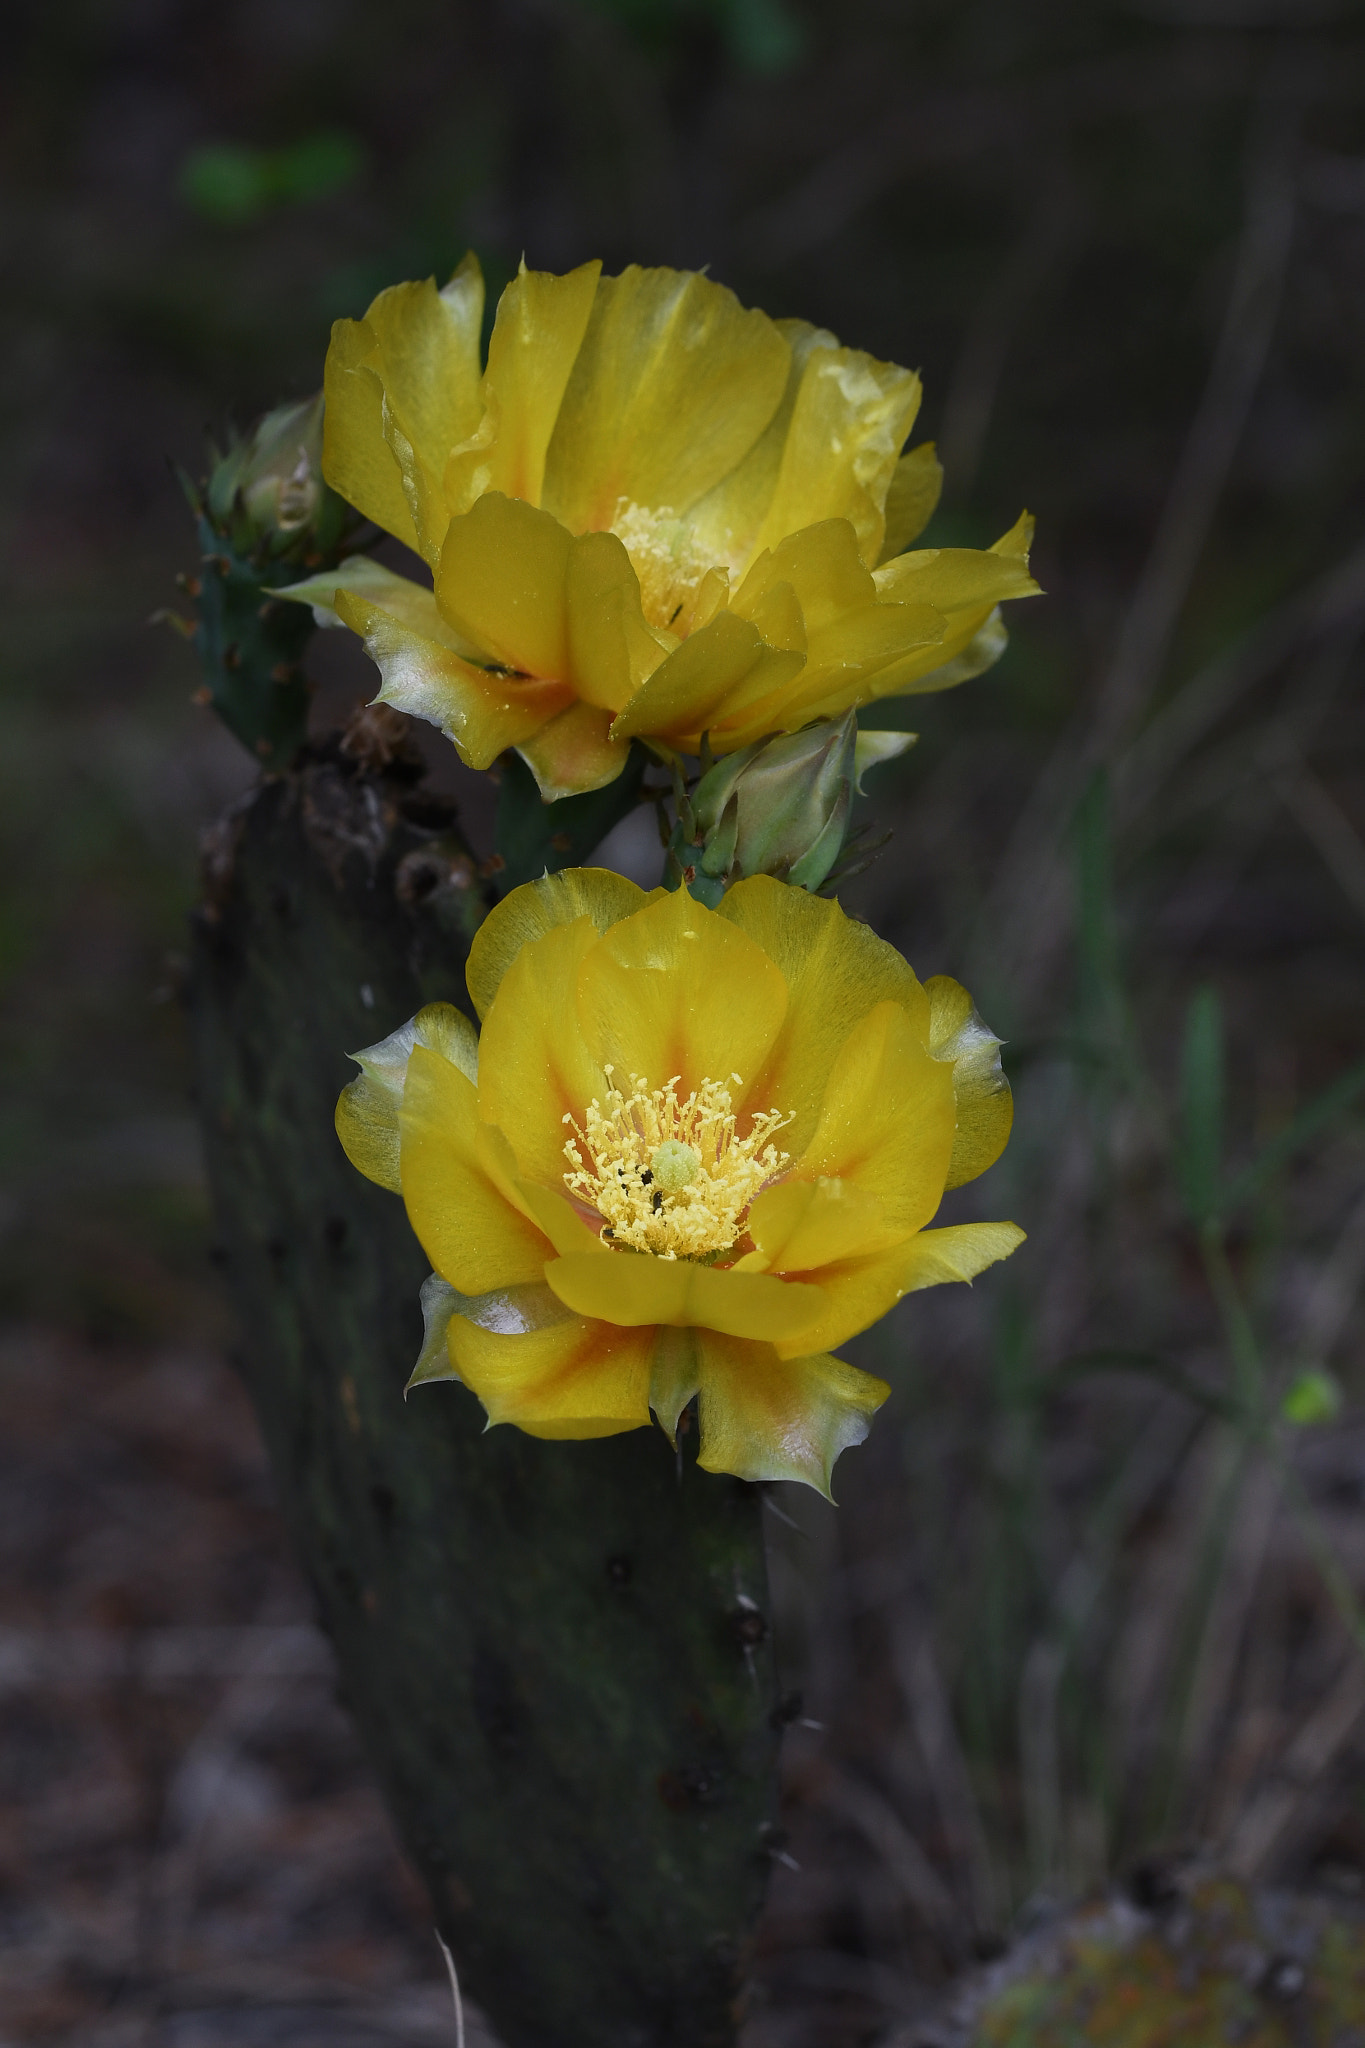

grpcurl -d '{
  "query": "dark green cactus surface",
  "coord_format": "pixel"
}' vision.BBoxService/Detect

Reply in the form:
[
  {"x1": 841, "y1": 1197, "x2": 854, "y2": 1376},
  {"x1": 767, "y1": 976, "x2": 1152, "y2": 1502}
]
[
  {"x1": 187, "y1": 747, "x2": 782, "y2": 2048},
  {"x1": 186, "y1": 510, "x2": 319, "y2": 772}
]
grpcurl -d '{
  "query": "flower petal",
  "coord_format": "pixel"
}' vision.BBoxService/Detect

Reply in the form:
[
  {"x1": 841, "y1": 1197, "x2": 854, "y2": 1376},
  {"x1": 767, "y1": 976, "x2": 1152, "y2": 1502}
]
[
  {"x1": 926, "y1": 975, "x2": 1013, "y2": 1189},
  {"x1": 693, "y1": 1331, "x2": 889, "y2": 1496},
  {"x1": 742, "y1": 1175, "x2": 903, "y2": 1274},
  {"x1": 336, "y1": 1002, "x2": 478, "y2": 1191},
  {"x1": 445, "y1": 258, "x2": 602, "y2": 514},
  {"x1": 772, "y1": 1220, "x2": 1026, "y2": 1358},
  {"x1": 609, "y1": 610, "x2": 804, "y2": 746},
  {"x1": 323, "y1": 262, "x2": 486, "y2": 558},
  {"x1": 335, "y1": 588, "x2": 571, "y2": 769},
  {"x1": 447, "y1": 1310, "x2": 654, "y2": 1438},
  {"x1": 747, "y1": 339, "x2": 923, "y2": 569},
  {"x1": 575, "y1": 885, "x2": 789, "y2": 1103},
  {"x1": 542, "y1": 266, "x2": 791, "y2": 534},
  {"x1": 478, "y1": 917, "x2": 611, "y2": 1185},
  {"x1": 798, "y1": 1000, "x2": 955, "y2": 1233},
  {"x1": 544, "y1": 1250, "x2": 825, "y2": 1343},
  {"x1": 399, "y1": 1046, "x2": 553, "y2": 1293},
  {"x1": 435, "y1": 492, "x2": 573, "y2": 681},
  {"x1": 467, "y1": 868, "x2": 652, "y2": 1021},
  {"x1": 717, "y1": 878, "x2": 929, "y2": 1153},
  {"x1": 879, "y1": 441, "x2": 943, "y2": 561},
  {"x1": 276, "y1": 559, "x2": 477, "y2": 659},
  {"x1": 515, "y1": 700, "x2": 632, "y2": 801}
]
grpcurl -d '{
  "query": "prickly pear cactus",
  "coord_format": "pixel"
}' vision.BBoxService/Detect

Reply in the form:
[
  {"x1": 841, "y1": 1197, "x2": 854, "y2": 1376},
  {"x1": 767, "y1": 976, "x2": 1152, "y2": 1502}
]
[{"x1": 187, "y1": 742, "x2": 783, "y2": 2048}]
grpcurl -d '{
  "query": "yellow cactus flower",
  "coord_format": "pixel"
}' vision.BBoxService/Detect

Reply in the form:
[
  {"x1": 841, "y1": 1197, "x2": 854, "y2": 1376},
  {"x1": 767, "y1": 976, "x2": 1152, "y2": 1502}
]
[
  {"x1": 289, "y1": 258, "x2": 1040, "y2": 798},
  {"x1": 336, "y1": 869, "x2": 1024, "y2": 1494}
]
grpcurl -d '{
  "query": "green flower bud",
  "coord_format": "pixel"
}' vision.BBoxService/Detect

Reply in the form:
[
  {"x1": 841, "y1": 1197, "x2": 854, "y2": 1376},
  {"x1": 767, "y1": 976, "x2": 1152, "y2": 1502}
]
[
  {"x1": 672, "y1": 715, "x2": 917, "y2": 898},
  {"x1": 204, "y1": 394, "x2": 346, "y2": 561}
]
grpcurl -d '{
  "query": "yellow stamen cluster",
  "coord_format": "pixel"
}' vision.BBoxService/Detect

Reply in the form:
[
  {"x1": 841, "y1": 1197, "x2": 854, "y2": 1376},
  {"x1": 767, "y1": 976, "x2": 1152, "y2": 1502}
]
[
  {"x1": 609, "y1": 501, "x2": 725, "y2": 636},
  {"x1": 563, "y1": 1069, "x2": 791, "y2": 1261}
]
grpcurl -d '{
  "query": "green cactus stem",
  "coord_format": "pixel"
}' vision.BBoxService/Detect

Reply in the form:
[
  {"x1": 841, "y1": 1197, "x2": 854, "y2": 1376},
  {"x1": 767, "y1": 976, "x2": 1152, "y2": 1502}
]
[{"x1": 187, "y1": 745, "x2": 782, "y2": 2048}]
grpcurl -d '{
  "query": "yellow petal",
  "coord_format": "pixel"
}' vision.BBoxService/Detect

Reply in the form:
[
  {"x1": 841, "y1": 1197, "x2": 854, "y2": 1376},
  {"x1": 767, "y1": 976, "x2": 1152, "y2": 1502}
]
[
  {"x1": 399, "y1": 1046, "x2": 552, "y2": 1293},
  {"x1": 448, "y1": 1310, "x2": 654, "y2": 1438},
  {"x1": 874, "y1": 524, "x2": 1040, "y2": 613},
  {"x1": 335, "y1": 588, "x2": 571, "y2": 769},
  {"x1": 575, "y1": 886, "x2": 789, "y2": 1104},
  {"x1": 467, "y1": 868, "x2": 652, "y2": 1021},
  {"x1": 743, "y1": 1175, "x2": 903, "y2": 1274},
  {"x1": 746, "y1": 338, "x2": 922, "y2": 569},
  {"x1": 681, "y1": 317, "x2": 833, "y2": 580},
  {"x1": 717, "y1": 878, "x2": 929, "y2": 1153},
  {"x1": 515, "y1": 701, "x2": 631, "y2": 801},
  {"x1": 799, "y1": 1001, "x2": 955, "y2": 1233},
  {"x1": 276, "y1": 559, "x2": 478, "y2": 660},
  {"x1": 879, "y1": 442, "x2": 943, "y2": 561},
  {"x1": 323, "y1": 263, "x2": 486, "y2": 557},
  {"x1": 926, "y1": 975, "x2": 1013, "y2": 1190},
  {"x1": 435, "y1": 493, "x2": 573, "y2": 681},
  {"x1": 335, "y1": 1002, "x2": 478, "y2": 1191},
  {"x1": 445, "y1": 259, "x2": 602, "y2": 514},
  {"x1": 693, "y1": 1332, "x2": 889, "y2": 1496},
  {"x1": 565, "y1": 528, "x2": 663, "y2": 710},
  {"x1": 609, "y1": 609, "x2": 804, "y2": 746},
  {"x1": 477, "y1": 918, "x2": 610, "y2": 1186},
  {"x1": 773, "y1": 1220, "x2": 1026, "y2": 1358},
  {"x1": 731, "y1": 518, "x2": 874, "y2": 635},
  {"x1": 544, "y1": 1250, "x2": 825, "y2": 1343},
  {"x1": 542, "y1": 266, "x2": 791, "y2": 534}
]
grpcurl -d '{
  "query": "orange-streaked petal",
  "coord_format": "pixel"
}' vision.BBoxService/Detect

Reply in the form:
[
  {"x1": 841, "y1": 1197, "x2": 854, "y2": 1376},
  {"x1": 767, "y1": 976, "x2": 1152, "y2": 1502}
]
[
  {"x1": 717, "y1": 878, "x2": 929, "y2": 1153},
  {"x1": 772, "y1": 1220, "x2": 1027, "y2": 1359},
  {"x1": 445, "y1": 259, "x2": 603, "y2": 514},
  {"x1": 399, "y1": 1047, "x2": 552, "y2": 1293},
  {"x1": 544, "y1": 1250, "x2": 825, "y2": 1343},
  {"x1": 575, "y1": 885, "x2": 789, "y2": 1103},
  {"x1": 334, "y1": 589, "x2": 571, "y2": 769},
  {"x1": 447, "y1": 1310, "x2": 654, "y2": 1438},
  {"x1": 798, "y1": 1000, "x2": 955, "y2": 1233},
  {"x1": 478, "y1": 918, "x2": 609, "y2": 1185},
  {"x1": 542, "y1": 265, "x2": 791, "y2": 533},
  {"x1": 467, "y1": 869, "x2": 653, "y2": 1021},
  {"x1": 515, "y1": 701, "x2": 632, "y2": 801},
  {"x1": 694, "y1": 1331, "x2": 889, "y2": 1497}
]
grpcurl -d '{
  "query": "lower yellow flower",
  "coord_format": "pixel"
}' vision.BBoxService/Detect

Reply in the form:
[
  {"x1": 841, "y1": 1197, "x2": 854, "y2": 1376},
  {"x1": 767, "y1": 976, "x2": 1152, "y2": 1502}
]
[{"x1": 337, "y1": 871, "x2": 1024, "y2": 1494}]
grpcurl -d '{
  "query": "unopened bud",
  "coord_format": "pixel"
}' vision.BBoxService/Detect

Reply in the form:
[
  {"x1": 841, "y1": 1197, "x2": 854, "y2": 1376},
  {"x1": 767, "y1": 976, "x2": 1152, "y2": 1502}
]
[{"x1": 204, "y1": 394, "x2": 345, "y2": 560}]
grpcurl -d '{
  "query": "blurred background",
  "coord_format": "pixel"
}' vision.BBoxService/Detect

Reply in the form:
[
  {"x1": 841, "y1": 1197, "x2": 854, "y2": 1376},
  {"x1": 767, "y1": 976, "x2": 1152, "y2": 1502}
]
[{"x1": 4, "y1": 0, "x2": 1365, "y2": 2042}]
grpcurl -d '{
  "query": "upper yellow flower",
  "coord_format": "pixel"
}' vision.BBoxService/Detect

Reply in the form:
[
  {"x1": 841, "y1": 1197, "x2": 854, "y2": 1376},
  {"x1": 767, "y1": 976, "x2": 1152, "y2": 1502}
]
[
  {"x1": 293, "y1": 258, "x2": 1041, "y2": 798},
  {"x1": 337, "y1": 869, "x2": 1024, "y2": 1494}
]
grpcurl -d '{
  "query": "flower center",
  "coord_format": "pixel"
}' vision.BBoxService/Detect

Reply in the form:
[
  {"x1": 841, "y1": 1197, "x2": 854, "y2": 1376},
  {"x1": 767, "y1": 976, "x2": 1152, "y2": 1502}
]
[
  {"x1": 609, "y1": 501, "x2": 722, "y2": 636},
  {"x1": 562, "y1": 1069, "x2": 791, "y2": 1261}
]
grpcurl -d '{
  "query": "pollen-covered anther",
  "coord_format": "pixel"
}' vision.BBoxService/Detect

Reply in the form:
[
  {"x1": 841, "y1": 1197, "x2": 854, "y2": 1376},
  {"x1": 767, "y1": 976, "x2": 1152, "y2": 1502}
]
[{"x1": 562, "y1": 1069, "x2": 791, "y2": 1261}]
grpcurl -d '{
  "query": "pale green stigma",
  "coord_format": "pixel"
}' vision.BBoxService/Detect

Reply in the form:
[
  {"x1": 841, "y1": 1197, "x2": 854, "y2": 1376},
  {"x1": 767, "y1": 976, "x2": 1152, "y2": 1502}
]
[{"x1": 650, "y1": 1139, "x2": 701, "y2": 1194}]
